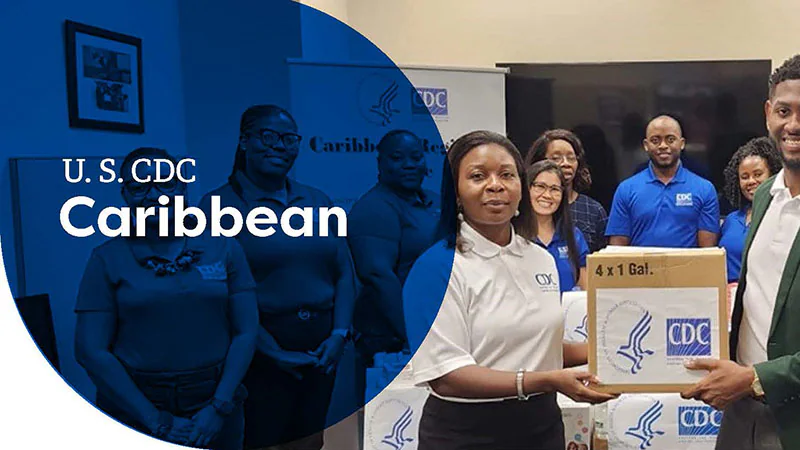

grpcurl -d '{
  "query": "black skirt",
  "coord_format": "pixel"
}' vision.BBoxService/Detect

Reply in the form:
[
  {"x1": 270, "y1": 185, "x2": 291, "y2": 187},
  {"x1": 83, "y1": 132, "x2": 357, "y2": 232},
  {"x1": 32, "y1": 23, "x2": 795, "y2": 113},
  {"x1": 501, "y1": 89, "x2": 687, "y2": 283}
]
[{"x1": 418, "y1": 393, "x2": 565, "y2": 450}]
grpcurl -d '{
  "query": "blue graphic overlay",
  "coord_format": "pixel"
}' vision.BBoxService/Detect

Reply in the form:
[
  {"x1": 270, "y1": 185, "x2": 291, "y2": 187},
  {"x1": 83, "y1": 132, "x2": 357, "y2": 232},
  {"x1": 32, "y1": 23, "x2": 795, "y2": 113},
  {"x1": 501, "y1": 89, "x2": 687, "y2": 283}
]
[
  {"x1": 678, "y1": 406, "x2": 722, "y2": 436},
  {"x1": 368, "y1": 80, "x2": 401, "y2": 126},
  {"x1": 616, "y1": 311, "x2": 655, "y2": 374},
  {"x1": 625, "y1": 400, "x2": 665, "y2": 449},
  {"x1": 667, "y1": 318, "x2": 712, "y2": 357},
  {"x1": 0, "y1": 1, "x2": 447, "y2": 448}
]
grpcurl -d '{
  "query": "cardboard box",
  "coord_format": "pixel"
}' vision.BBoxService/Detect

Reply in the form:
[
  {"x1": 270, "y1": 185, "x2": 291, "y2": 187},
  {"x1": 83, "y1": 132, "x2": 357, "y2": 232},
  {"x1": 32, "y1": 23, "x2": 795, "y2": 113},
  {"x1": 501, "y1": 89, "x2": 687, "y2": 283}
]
[
  {"x1": 588, "y1": 247, "x2": 729, "y2": 393},
  {"x1": 606, "y1": 394, "x2": 721, "y2": 450}
]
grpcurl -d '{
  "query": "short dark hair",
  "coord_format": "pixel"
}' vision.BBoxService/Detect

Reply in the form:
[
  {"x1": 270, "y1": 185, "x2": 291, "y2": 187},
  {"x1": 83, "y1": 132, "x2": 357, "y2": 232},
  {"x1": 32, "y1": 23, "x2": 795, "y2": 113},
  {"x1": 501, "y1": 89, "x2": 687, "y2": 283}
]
[
  {"x1": 525, "y1": 129, "x2": 592, "y2": 193},
  {"x1": 723, "y1": 137, "x2": 782, "y2": 209},
  {"x1": 377, "y1": 129, "x2": 421, "y2": 157},
  {"x1": 436, "y1": 130, "x2": 535, "y2": 250},
  {"x1": 769, "y1": 55, "x2": 800, "y2": 98},
  {"x1": 527, "y1": 160, "x2": 581, "y2": 283},
  {"x1": 230, "y1": 105, "x2": 297, "y2": 179}
]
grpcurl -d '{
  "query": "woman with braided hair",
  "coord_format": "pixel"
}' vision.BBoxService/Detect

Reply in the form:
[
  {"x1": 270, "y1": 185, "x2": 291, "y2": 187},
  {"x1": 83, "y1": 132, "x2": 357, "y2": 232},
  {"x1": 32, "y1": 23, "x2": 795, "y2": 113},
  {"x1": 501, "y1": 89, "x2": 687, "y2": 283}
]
[{"x1": 719, "y1": 137, "x2": 782, "y2": 282}]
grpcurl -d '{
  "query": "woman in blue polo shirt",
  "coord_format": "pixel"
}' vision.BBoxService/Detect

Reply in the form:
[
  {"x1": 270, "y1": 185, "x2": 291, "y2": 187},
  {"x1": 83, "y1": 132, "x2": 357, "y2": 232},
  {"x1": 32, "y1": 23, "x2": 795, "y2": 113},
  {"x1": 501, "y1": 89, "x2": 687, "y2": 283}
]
[
  {"x1": 528, "y1": 160, "x2": 589, "y2": 292},
  {"x1": 348, "y1": 129, "x2": 439, "y2": 400},
  {"x1": 75, "y1": 147, "x2": 258, "y2": 450},
  {"x1": 200, "y1": 105, "x2": 357, "y2": 450},
  {"x1": 525, "y1": 129, "x2": 608, "y2": 253},
  {"x1": 719, "y1": 137, "x2": 782, "y2": 282}
]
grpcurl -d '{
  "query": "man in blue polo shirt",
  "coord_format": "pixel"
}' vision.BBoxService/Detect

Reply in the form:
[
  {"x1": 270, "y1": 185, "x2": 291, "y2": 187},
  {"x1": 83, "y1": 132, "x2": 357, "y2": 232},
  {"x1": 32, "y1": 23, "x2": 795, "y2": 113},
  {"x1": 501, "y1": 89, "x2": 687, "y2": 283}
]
[{"x1": 606, "y1": 115, "x2": 720, "y2": 247}]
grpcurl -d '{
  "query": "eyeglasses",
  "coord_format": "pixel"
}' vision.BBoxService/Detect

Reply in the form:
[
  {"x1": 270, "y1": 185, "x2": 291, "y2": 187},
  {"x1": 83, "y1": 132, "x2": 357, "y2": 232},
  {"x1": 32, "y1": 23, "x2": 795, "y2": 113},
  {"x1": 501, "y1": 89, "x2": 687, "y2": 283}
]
[
  {"x1": 253, "y1": 128, "x2": 302, "y2": 149},
  {"x1": 531, "y1": 182, "x2": 564, "y2": 197},
  {"x1": 124, "y1": 179, "x2": 180, "y2": 198},
  {"x1": 547, "y1": 154, "x2": 577, "y2": 164}
]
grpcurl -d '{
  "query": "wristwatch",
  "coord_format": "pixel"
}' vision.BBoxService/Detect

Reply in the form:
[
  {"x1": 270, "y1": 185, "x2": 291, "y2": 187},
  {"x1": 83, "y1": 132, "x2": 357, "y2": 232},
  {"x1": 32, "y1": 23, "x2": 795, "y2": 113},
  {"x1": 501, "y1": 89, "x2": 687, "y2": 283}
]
[
  {"x1": 751, "y1": 368, "x2": 765, "y2": 399},
  {"x1": 211, "y1": 397, "x2": 235, "y2": 416}
]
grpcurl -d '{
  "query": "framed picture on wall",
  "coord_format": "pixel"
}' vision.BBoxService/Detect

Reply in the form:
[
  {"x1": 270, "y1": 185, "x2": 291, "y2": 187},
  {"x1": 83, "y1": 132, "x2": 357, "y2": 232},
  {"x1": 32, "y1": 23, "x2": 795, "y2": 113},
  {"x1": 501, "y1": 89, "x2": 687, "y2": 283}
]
[{"x1": 64, "y1": 20, "x2": 144, "y2": 133}]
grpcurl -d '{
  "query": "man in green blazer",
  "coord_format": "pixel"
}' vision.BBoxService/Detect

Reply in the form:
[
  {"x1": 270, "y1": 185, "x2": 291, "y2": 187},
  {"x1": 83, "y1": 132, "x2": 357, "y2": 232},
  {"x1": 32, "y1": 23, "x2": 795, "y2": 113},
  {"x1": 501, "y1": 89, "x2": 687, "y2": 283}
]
[{"x1": 682, "y1": 55, "x2": 800, "y2": 450}]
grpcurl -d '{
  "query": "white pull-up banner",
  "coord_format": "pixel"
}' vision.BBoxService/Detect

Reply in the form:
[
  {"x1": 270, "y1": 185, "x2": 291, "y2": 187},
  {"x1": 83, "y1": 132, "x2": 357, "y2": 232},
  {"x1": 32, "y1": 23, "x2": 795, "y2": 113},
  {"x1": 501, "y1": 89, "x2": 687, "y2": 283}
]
[{"x1": 288, "y1": 60, "x2": 507, "y2": 209}]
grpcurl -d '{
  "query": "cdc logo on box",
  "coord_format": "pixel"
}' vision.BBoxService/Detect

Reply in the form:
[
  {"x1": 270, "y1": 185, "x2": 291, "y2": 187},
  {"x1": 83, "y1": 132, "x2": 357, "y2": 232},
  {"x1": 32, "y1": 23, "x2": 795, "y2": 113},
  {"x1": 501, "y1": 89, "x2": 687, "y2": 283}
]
[
  {"x1": 666, "y1": 318, "x2": 711, "y2": 357},
  {"x1": 678, "y1": 406, "x2": 722, "y2": 436},
  {"x1": 412, "y1": 88, "x2": 448, "y2": 116}
]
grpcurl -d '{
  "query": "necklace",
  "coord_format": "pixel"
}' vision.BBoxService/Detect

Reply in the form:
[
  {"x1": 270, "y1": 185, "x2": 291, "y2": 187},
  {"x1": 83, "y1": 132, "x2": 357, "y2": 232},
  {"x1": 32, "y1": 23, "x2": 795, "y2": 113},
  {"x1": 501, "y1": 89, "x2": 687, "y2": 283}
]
[{"x1": 144, "y1": 249, "x2": 201, "y2": 276}]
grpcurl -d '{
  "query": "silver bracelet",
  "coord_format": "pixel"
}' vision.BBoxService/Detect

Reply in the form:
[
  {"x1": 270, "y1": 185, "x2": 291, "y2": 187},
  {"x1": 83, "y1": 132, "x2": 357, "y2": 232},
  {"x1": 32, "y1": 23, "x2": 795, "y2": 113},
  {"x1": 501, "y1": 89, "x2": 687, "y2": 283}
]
[{"x1": 516, "y1": 368, "x2": 529, "y2": 401}]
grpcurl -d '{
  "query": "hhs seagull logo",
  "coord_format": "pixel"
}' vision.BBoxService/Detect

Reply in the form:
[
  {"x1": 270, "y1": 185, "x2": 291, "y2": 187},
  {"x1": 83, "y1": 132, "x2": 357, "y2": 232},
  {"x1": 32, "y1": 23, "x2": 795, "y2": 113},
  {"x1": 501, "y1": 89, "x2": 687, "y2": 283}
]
[
  {"x1": 625, "y1": 400, "x2": 665, "y2": 449},
  {"x1": 616, "y1": 311, "x2": 655, "y2": 374},
  {"x1": 381, "y1": 406, "x2": 414, "y2": 450},
  {"x1": 574, "y1": 315, "x2": 589, "y2": 340},
  {"x1": 369, "y1": 81, "x2": 401, "y2": 126}
]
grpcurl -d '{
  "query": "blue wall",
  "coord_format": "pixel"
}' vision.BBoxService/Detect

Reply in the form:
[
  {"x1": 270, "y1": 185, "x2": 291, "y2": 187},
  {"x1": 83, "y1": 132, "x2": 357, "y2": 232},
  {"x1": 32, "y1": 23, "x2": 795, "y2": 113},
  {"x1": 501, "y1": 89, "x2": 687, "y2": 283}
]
[
  {"x1": 0, "y1": 0, "x2": 304, "y2": 401},
  {"x1": 0, "y1": 0, "x2": 188, "y2": 297},
  {"x1": 177, "y1": 0, "x2": 303, "y2": 199}
]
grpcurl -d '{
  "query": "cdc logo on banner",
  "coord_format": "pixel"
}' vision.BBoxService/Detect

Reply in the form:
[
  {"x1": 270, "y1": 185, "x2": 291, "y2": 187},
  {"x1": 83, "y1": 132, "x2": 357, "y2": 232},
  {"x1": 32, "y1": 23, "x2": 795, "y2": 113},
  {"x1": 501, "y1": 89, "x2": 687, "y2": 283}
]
[
  {"x1": 412, "y1": 88, "x2": 448, "y2": 116},
  {"x1": 359, "y1": 74, "x2": 403, "y2": 127},
  {"x1": 666, "y1": 318, "x2": 711, "y2": 357},
  {"x1": 678, "y1": 406, "x2": 722, "y2": 437}
]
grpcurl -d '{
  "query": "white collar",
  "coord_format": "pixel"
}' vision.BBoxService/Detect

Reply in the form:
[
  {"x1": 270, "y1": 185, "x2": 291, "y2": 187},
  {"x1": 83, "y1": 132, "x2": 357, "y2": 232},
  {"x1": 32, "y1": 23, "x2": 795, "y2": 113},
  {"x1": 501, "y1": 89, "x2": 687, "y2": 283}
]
[
  {"x1": 460, "y1": 221, "x2": 525, "y2": 258},
  {"x1": 770, "y1": 169, "x2": 788, "y2": 196}
]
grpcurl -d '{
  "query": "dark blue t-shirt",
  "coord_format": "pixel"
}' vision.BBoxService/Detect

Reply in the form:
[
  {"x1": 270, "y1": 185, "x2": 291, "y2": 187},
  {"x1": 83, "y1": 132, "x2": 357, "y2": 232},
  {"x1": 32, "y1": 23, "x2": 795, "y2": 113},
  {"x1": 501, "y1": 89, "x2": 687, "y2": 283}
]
[
  {"x1": 347, "y1": 183, "x2": 440, "y2": 339},
  {"x1": 75, "y1": 234, "x2": 255, "y2": 371},
  {"x1": 200, "y1": 172, "x2": 354, "y2": 315}
]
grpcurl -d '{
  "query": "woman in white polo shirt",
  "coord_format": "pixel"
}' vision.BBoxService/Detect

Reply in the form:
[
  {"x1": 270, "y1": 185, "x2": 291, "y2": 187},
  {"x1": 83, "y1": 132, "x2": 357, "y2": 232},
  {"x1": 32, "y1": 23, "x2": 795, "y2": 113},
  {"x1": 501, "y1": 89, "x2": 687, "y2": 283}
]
[{"x1": 404, "y1": 131, "x2": 614, "y2": 450}]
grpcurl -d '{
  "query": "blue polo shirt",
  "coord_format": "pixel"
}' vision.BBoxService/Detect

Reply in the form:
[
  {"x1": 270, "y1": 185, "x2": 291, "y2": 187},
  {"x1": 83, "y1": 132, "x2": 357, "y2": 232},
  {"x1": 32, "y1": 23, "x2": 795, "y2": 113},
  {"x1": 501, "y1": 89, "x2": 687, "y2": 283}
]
[
  {"x1": 719, "y1": 208, "x2": 749, "y2": 282},
  {"x1": 348, "y1": 183, "x2": 440, "y2": 341},
  {"x1": 75, "y1": 235, "x2": 255, "y2": 372},
  {"x1": 348, "y1": 184, "x2": 440, "y2": 283},
  {"x1": 200, "y1": 171, "x2": 354, "y2": 315},
  {"x1": 535, "y1": 227, "x2": 589, "y2": 293},
  {"x1": 605, "y1": 163, "x2": 720, "y2": 248}
]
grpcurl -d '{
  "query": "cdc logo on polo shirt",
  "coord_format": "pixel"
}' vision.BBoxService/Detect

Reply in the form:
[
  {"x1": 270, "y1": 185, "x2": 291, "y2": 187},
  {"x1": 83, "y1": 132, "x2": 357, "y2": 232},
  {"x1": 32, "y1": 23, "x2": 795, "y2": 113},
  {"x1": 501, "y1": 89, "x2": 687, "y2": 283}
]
[
  {"x1": 534, "y1": 272, "x2": 559, "y2": 293},
  {"x1": 666, "y1": 318, "x2": 711, "y2": 357},
  {"x1": 678, "y1": 406, "x2": 722, "y2": 437},
  {"x1": 675, "y1": 192, "x2": 693, "y2": 207}
]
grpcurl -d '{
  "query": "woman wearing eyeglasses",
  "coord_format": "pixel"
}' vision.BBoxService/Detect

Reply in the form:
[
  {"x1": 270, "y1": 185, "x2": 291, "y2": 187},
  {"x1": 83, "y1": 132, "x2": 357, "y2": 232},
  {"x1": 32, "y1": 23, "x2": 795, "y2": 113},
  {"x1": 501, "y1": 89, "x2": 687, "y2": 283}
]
[
  {"x1": 75, "y1": 147, "x2": 258, "y2": 449},
  {"x1": 200, "y1": 105, "x2": 357, "y2": 450},
  {"x1": 528, "y1": 160, "x2": 589, "y2": 293},
  {"x1": 526, "y1": 129, "x2": 608, "y2": 253}
]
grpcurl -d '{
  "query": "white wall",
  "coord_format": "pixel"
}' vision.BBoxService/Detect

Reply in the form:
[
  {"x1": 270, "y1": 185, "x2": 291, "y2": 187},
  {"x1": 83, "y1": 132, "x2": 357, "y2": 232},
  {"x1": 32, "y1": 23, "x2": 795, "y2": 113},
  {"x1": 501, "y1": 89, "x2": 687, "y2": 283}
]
[{"x1": 310, "y1": 0, "x2": 800, "y2": 69}]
